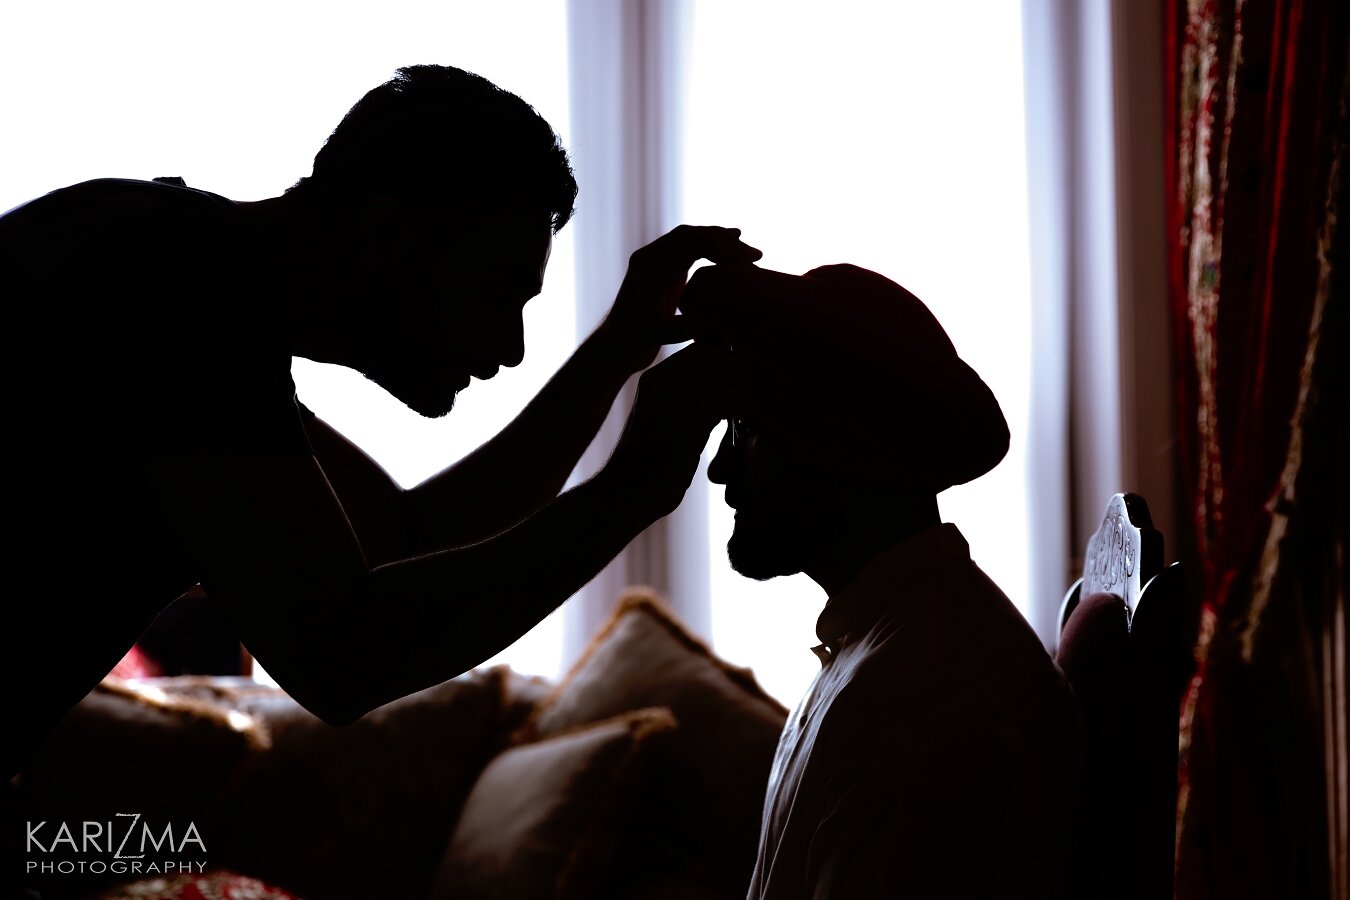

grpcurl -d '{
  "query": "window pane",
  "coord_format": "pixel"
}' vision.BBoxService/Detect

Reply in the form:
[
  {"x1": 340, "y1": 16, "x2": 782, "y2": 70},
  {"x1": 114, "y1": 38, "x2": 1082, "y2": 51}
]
[
  {"x1": 1, "y1": 0, "x2": 573, "y2": 680},
  {"x1": 682, "y1": 0, "x2": 1033, "y2": 703}
]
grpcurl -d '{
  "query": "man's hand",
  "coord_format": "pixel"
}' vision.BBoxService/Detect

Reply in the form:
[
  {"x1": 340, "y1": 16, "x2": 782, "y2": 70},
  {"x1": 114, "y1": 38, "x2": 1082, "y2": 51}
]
[
  {"x1": 594, "y1": 225, "x2": 762, "y2": 373},
  {"x1": 600, "y1": 342, "x2": 744, "y2": 521}
]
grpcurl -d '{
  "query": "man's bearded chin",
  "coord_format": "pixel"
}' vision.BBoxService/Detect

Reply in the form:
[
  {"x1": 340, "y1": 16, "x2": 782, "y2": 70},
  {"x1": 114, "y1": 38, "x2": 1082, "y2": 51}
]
[
  {"x1": 402, "y1": 392, "x2": 458, "y2": 419},
  {"x1": 395, "y1": 385, "x2": 459, "y2": 419},
  {"x1": 726, "y1": 512, "x2": 811, "y2": 581},
  {"x1": 362, "y1": 368, "x2": 459, "y2": 419}
]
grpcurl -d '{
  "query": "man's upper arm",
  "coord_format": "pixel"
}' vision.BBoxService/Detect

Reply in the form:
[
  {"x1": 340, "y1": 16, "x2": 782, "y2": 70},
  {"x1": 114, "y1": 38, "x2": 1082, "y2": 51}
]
[
  {"x1": 140, "y1": 445, "x2": 373, "y2": 704},
  {"x1": 301, "y1": 414, "x2": 406, "y2": 565}
]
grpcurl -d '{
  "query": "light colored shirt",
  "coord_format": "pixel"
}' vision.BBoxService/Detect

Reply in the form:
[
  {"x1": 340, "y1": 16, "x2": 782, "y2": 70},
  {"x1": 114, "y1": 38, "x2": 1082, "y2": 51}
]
[{"x1": 747, "y1": 524, "x2": 1083, "y2": 899}]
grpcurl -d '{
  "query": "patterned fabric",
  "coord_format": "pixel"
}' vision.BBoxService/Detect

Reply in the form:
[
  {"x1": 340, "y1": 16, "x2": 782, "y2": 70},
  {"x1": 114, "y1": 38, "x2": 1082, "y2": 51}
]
[
  {"x1": 1166, "y1": 0, "x2": 1348, "y2": 896},
  {"x1": 89, "y1": 871, "x2": 300, "y2": 899}
]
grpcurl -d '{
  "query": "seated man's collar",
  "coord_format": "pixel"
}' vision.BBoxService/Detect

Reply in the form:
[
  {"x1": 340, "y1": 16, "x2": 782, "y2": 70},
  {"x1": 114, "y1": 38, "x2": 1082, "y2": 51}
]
[{"x1": 814, "y1": 523, "x2": 970, "y2": 652}]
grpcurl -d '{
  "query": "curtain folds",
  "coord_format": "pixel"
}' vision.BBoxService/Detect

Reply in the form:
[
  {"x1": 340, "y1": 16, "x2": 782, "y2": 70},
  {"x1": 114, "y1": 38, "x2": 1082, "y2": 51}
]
[
  {"x1": 564, "y1": 0, "x2": 710, "y2": 660},
  {"x1": 1167, "y1": 0, "x2": 1347, "y2": 896}
]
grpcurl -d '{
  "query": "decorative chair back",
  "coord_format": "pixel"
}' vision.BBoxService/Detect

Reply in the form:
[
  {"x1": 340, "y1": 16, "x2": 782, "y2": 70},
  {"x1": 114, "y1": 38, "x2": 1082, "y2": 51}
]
[
  {"x1": 1059, "y1": 492, "x2": 1163, "y2": 632},
  {"x1": 1056, "y1": 492, "x2": 1184, "y2": 900}
]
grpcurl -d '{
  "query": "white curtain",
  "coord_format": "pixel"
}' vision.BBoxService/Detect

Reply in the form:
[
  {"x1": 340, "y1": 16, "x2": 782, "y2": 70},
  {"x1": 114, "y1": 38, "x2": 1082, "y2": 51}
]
[
  {"x1": 1021, "y1": 0, "x2": 1175, "y2": 642},
  {"x1": 563, "y1": 0, "x2": 712, "y2": 660}
]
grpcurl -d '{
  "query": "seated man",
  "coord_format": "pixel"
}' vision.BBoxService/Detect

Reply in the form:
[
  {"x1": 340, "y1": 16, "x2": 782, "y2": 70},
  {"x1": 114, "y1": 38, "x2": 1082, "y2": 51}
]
[{"x1": 682, "y1": 264, "x2": 1083, "y2": 898}]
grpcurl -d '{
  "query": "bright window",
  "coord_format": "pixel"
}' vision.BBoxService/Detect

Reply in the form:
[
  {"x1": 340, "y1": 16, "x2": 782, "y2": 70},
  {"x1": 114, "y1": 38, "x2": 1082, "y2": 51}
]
[{"x1": 681, "y1": 1, "x2": 1034, "y2": 702}]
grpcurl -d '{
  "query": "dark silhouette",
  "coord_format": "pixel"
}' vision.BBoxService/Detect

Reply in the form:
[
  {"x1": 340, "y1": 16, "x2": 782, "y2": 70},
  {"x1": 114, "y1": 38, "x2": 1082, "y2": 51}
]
[
  {"x1": 0, "y1": 64, "x2": 759, "y2": 781},
  {"x1": 680, "y1": 264, "x2": 1084, "y2": 898}
]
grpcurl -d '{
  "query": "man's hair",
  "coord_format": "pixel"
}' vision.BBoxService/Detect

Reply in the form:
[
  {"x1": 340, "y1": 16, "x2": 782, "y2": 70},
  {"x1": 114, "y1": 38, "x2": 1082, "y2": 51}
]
[{"x1": 292, "y1": 64, "x2": 577, "y2": 232}]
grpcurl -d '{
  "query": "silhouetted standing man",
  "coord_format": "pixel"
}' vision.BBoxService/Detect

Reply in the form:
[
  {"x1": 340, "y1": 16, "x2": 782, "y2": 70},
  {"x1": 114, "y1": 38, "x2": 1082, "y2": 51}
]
[{"x1": 0, "y1": 64, "x2": 757, "y2": 780}]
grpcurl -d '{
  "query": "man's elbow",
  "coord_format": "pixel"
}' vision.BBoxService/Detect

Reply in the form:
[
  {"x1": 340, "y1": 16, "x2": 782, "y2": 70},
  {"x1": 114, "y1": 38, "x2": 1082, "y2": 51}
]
[
  {"x1": 301, "y1": 692, "x2": 368, "y2": 728},
  {"x1": 267, "y1": 668, "x2": 376, "y2": 728}
]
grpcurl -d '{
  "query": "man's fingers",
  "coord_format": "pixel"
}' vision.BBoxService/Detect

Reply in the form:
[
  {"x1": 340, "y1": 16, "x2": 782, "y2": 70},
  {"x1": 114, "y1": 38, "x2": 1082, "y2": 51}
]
[{"x1": 634, "y1": 224, "x2": 762, "y2": 271}]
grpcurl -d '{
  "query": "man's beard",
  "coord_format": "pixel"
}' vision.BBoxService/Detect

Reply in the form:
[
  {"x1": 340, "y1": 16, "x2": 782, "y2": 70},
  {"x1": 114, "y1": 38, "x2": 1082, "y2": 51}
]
[
  {"x1": 395, "y1": 385, "x2": 458, "y2": 419},
  {"x1": 725, "y1": 507, "x2": 812, "y2": 581},
  {"x1": 359, "y1": 365, "x2": 459, "y2": 419}
]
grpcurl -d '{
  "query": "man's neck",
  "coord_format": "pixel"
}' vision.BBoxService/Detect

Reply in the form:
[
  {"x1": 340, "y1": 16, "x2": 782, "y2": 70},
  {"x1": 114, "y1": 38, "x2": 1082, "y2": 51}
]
[
  {"x1": 235, "y1": 192, "x2": 357, "y2": 363},
  {"x1": 803, "y1": 494, "x2": 940, "y2": 596}
]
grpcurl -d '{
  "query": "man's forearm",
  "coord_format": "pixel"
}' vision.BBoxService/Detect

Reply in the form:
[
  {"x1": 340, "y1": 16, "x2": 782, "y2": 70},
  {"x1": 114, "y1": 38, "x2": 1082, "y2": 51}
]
[
  {"x1": 323, "y1": 468, "x2": 652, "y2": 722},
  {"x1": 214, "y1": 343, "x2": 725, "y2": 727},
  {"x1": 398, "y1": 328, "x2": 636, "y2": 552}
]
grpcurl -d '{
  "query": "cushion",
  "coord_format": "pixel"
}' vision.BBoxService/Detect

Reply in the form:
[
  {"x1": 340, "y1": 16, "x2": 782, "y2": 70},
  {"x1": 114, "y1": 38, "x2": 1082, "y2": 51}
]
[
  {"x1": 492, "y1": 663, "x2": 559, "y2": 735},
  {"x1": 519, "y1": 589, "x2": 788, "y2": 897},
  {"x1": 19, "y1": 678, "x2": 269, "y2": 813},
  {"x1": 1056, "y1": 591, "x2": 1130, "y2": 704},
  {"x1": 431, "y1": 707, "x2": 677, "y2": 900},
  {"x1": 16, "y1": 678, "x2": 268, "y2": 898},
  {"x1": 205, "y1": 668, "x2": 506, "y2": 900}
]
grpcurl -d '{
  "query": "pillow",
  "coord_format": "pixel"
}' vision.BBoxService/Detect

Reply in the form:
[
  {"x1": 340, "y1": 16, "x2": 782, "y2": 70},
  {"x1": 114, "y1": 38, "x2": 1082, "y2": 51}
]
[
  {"x1": 490, "y1": 663, "x2": 559, "y2": 735},
  {"x1": 1056, "y1": 590, "x2": 1129, "y2": 757},
  {"x1": 431, "y1": 707, "x2": 677, "y2": 900},
  {"x1": 19, "y1": 678, "x2": 268, "y2": 815},
  {"x1": 206, "y1": 668, "x2": 506, "y2": 900},
  {"x1": 16, "y1": 677, "x2": 268, "y2": 898},
  {"x1": 519, "y1": 589, "x2": 788, "y2": 897}
]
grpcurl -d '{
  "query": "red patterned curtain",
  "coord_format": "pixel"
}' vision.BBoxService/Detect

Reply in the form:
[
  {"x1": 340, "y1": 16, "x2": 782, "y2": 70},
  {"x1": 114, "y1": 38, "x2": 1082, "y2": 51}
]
[{"x1": 1166, "y1": 0, "x2": 1347, "y2": 897}]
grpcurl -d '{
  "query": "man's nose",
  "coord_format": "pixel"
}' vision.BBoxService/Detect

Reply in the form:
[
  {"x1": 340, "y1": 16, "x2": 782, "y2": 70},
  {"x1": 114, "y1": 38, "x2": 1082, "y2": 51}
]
[{"x1": 707, "y1": 424, "x2": 736, "y2": 485}]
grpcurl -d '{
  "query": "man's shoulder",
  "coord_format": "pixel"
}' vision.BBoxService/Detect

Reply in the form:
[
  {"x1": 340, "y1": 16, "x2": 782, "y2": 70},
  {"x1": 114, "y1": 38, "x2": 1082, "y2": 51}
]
[
  {"x1": 834, "y1": 560, "x2": 1080, "y2": 749},
  {"x1": 4, "y1": 177, "x2": 236, "y2": 218},
  {"x1": 2, "y1": 177, "x2": 241, "y2": 254},
  {"x1": 3, "y1": 177, "x2": 252, "y2": 322}
]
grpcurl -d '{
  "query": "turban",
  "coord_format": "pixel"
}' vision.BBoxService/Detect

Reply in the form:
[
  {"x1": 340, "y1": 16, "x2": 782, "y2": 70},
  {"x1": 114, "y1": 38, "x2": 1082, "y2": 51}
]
[{"x1": 680, "y1": 263, "x2": 1009, "y2": 493}]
